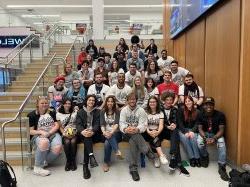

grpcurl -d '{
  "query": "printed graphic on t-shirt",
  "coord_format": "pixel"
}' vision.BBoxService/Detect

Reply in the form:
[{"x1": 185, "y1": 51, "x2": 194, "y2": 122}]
[
  {"x1": 126, "y1": 114, "x2": 139, "y2": 127},
  {"x1": 38, "y1": 113, "x2": 55, "y2": 132},
  {"x1": 148, "y1": 112, "x2": 164, "y2": 130},
  {"x1": 105, "y1": 113, "x2": 115, "y2": 132}
]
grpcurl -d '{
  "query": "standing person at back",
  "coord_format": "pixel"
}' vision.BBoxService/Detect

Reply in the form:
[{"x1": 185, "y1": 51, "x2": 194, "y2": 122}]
[
  {"x1": 157, "y1": 49, "x2": 174, "y2": 71},
  {"x1": 145, "y1": 39, "x2": 158, "y2": 59}
]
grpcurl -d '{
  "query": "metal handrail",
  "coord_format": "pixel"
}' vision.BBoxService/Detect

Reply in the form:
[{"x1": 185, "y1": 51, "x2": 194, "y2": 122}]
[
  {"x1": 1, "y1": 53, "x2": 56, "y2": 162},
  {"x1": 3, "y1": 34, "x2": 36, "y2": 60},
  {"x1": 5, "y1": 36, "x2": 37, "y2": 66},
  {"x1": 44, "y1": 25, "x2": 61, "y2": 40}
]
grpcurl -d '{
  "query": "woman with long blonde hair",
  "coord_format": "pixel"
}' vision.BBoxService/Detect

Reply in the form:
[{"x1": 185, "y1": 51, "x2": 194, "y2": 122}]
[{"x1": 132, "y1": 76, "x2": 149, "y2": 109}]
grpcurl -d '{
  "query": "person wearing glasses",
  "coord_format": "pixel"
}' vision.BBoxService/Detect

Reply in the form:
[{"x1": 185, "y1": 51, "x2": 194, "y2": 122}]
[{"x1": 27, "y1": 96, "x2": 62, "y2": 177}]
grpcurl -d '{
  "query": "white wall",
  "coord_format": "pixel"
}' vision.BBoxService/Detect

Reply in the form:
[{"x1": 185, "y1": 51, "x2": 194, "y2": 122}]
[
  {"x1": 0, "y1": 8, "x2": 27, "y2": 27},
  {"x1": 130, "y1": 12, "x2": 163, "y2": 33}
]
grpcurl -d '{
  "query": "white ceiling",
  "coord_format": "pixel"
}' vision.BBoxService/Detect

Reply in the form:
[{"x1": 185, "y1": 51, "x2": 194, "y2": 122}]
[{"x1": 0, "y1": 0, "x2": 163, "y2": 27}]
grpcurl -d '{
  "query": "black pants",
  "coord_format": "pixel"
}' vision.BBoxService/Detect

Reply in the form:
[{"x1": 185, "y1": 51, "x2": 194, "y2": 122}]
[
  {"x1": 79, "y1": 132, "x2": 104, "y2": 165},
  {"x1": 142, "y1": 132, "x2": 161, "y2": 153},
  {"x1": 159, "y1": 127, "x2": 181, "y2": 164},
  {"x1": 63, "y1": 136, "x2": 78, "y2": 163}
]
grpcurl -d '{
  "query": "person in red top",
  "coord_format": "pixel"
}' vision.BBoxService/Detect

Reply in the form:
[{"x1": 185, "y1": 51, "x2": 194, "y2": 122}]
[
  {"x1": 157, "y1": 70, "x2": 179, "y2": 106},
  {"x1": 77, "y1": 47, "x2": 88, "y2": 70}
]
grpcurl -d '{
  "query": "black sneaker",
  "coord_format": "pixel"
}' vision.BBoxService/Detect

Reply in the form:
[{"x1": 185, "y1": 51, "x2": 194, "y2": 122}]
[
  {"x1": 190, "y1": 158, "x2": 196, "y2": 167},
  {"x1": 200, "y1": 156, "x2": 209, "y2": 168},
  {"x1": 178, "y1": 165, "x2": 190, "y2": 177},
  {"x1": 195, "y1": 158, "x2": 201, "y2": 168},
  {"x1": 169, "y1": 158, "x2": 177, "y2": 170},
  {"x1": 65, "y1": 161, "x2": 71, "y2": 171},
  {"x1": 71, "y1": 160, "x2": 77, "y2": 171},
  {"x1": 145, "y1": 150, "x2": 155, "y2": 161},
  {"x1": 218, "y1": 165, "x2": 229, "y2": 181},
  {"x1": 83, "y1": 164, "x2": 91, "y2": 179},
  {"x1": 130, "y1": 171, "x2": 140, "y2": 181},
  {"x1": 89, "y1": 155, "x2": 98, "y2": 168}
]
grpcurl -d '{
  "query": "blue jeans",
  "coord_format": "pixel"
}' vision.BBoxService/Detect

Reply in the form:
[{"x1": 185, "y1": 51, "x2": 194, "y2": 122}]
[
  {"x1": 104, "y1": 132, "x2": 122, "y2": 164},
  {"x1": 33, "y1": 133, "x2": 62, "y2": 167},
  {"x1": 179, "y1": 131, "x2": 200, "y2": 159},
  {"x1": 197, "y1": 134, "x2": 226, "y2": 165}
]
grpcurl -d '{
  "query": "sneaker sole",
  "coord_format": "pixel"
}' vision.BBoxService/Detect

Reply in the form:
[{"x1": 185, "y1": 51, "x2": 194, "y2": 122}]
[{"x1": 33, "y1": 171, "x2": 51, "y2": 177}]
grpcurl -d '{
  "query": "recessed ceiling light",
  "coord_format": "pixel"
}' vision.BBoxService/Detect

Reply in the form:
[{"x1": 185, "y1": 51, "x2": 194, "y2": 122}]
[
  {"x1": 7, "y1": 5, "x2": 92, "y2": 8},
  {"x1": 21, "y1": 14, "x2": 60, "y2": 18}
]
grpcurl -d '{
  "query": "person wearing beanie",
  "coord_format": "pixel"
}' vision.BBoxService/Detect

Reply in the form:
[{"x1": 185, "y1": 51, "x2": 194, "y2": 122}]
[{"x1": 48, "y1": 76, "x2": 68, "y2": 110}]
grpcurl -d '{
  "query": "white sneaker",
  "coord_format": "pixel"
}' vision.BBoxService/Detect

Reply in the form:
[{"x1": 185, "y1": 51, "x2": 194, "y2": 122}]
[
  {"x1": 33, "y1": 166, "x2": 51, "y2": 177},
  {"x1": 154, "y1": 157, "x2": 161, "y2": 168},
  {"x1": 159, "y1": 154, "x2": 168, "y2": 165}
]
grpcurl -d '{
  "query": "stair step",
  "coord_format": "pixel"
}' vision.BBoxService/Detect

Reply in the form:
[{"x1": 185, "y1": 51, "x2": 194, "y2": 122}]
[
  {"x1": 7, "y1": 86, "x2": 47, "y2": 93},
  {"x1": 0, "y1": 92, "x2": 43, "y2": 101},
  {"x1": 0, "y1": 108, "x2": 34, "y2": 118},
  {"x1": 0, "y1": 151, "x2": 31, "y2": 165},
  {"x1": 0, "y1": 117, "x2": 29, "y2": 127},
  {"x1": 0, "y1": 138, "x2": 29, "y2": 151}
]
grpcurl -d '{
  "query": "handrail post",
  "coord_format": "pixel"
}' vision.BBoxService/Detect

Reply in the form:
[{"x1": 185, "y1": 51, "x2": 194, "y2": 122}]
[
  {"x1": 1, "y1": 124, "x2": 6, "y2": 161},
  {"x1": 3, "y1": 65, "x2": 6, "y2": 92},
  {"x1": 29, "y1": 42, "x2": 33, "y2": 64},
  {"x1": 18, "y1": 51, "x2": 22, "y2": 69}
]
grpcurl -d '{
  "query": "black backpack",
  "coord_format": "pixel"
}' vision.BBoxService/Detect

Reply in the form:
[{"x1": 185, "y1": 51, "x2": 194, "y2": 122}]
[
  {"x1": 0, "y1": 160, "x2": 17, "y2": 187},
  {"x1": 229, "y1": 169, "x2": 250, "y2": 187}
]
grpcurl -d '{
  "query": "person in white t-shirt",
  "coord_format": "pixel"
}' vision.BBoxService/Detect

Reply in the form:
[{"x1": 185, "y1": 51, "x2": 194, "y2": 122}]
[
  {"x1": 57, "y1": 98, "x2": 78, "y2": 171},
  {"x1": 48, "y1": 76, "x2": 68, "y2": 110},
  {"x1": 178, "y1": 74, "x2": 204, "y2": 108},
  {"x1": 87, "y1": 73, "x2": 110, "y2": 108},
  {"x1": 143, "y1": 96, "x2": 168, "y2": 168},
  {"x1": 106, "y1": 72, "x2": 132, "y2": 109},
  {"x1": 145, "y1": 78, "x2": 159, "y2": 98},
  {"x1": 157, "y1": 49, "x2": 174, "y2": 71},
  {"x1": 170, "y1": 60, "x2": 190, "y2": 86},
  {"x1": 125, "y1": 63, "x2": 141, "y2": 87}
]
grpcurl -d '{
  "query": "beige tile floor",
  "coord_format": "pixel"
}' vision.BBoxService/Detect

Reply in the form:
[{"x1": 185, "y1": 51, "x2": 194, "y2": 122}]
[{"x1": 13, "y1": 160, "x2": 229, "y2": 187}]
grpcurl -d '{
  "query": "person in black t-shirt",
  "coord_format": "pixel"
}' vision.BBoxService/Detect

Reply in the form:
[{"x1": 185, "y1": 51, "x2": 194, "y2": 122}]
[
  {"x1": 27, "y1": 96, "x2": 62, "y2": 177},
  {"x1": 197, "y1": 97, "x2": 229, "y2": 181}
]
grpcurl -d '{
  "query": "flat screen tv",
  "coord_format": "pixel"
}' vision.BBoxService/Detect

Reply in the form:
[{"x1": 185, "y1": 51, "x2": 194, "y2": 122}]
[{"x1": 170, "y1": 0, "x2": 222, "y2": 38}]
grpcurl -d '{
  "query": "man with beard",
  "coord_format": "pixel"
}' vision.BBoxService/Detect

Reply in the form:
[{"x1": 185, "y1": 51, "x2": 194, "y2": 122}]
[
  {"x1": 87, "y1": 73, "x2": 110, "y2": 107},
  {"x1": 119, "y1": 92, "x2": 155, "y2": 181},
  {"x1": 178, "y1": 74, "x2": 204, "y2": 108},
  {"x1": 157, "y1": 49, "x2": 174, "y2": 71},
  {"x1": 197, "y1": 97, "x2": 229, "y2": 181},
  {"x1": 170, "y1": 60, "x2": 189, "y2": 86},
  {"x1": 106, "y1": 71, "x2": 132, "y2": 109}
]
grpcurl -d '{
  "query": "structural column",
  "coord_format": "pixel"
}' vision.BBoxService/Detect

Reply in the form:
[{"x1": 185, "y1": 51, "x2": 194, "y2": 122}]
[{"x1": 92, "y1": 0, "x2": 104, "y2": 39}]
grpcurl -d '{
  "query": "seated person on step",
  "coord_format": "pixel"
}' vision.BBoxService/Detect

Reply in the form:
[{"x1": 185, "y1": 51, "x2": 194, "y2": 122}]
[{"x1": 27, "y1": 96, "x2": 62, "y2": 177}]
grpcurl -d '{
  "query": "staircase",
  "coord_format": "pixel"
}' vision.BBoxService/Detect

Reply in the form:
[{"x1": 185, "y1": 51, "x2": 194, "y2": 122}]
[{"x1": 0, "y1": 43, "x2": 72, "y2": 165}]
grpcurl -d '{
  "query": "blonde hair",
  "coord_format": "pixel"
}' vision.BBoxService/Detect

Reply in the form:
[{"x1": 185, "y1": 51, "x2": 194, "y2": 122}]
[
  {"x1": 36, "y1": 96, "x2": 50, "y2": 114},
  {"x1": 132, "y1": 76, "x2": 145, "y2": 99}
]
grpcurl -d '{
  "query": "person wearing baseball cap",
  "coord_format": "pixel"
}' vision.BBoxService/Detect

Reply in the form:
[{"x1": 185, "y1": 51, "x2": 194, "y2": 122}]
[
  {"x1": 48, "y1": 76, "x2": 68, "y2": 110},
  {"x1": 197, "y1": 96, "x2": 229, "y2": 181}
]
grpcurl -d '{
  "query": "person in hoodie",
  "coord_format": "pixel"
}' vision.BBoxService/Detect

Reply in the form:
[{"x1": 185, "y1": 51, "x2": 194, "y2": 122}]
[
  {"x1": 76, "y1": 94, "x2": 102, "y2": 179},
  {"x1": 85, "y1": 39, "x2": 98, "y2": 60},
  {"x1": 119, "y1": 92, "x2": 155, "y2": 181}
]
